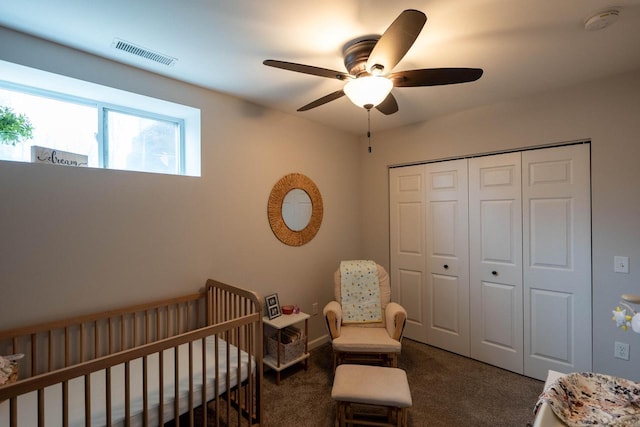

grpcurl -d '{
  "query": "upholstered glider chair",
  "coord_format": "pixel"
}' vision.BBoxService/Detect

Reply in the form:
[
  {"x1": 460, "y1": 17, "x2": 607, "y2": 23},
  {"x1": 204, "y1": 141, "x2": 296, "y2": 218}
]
[{"x1": 323, "y1": 260, "x2": 407, "y2": 369}]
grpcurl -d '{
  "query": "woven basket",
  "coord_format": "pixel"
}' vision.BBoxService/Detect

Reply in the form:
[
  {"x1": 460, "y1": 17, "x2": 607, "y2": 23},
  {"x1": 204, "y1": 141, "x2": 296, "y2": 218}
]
[{"x1": 267, "y1": 336, "x2": 305, "y2": 364}]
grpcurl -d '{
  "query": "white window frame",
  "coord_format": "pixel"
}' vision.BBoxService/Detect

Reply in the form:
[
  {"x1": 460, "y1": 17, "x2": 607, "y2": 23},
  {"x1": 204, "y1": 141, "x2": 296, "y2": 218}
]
[{"x1": 0, "y1": 59, "x2": 201, "y2": 176}]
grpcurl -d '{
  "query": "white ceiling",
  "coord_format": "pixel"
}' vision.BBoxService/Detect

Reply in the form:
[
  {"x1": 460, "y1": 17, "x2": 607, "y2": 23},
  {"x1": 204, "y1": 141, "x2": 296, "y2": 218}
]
[{"x1": 1, "y1": 0, "x2": 639, "y2": 135}]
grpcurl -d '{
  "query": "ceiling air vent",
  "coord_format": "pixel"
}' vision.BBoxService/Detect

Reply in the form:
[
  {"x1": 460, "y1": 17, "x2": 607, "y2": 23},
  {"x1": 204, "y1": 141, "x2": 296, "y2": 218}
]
[{"x1": 111, "y1": 38, "x2": 177, "y2": 66}]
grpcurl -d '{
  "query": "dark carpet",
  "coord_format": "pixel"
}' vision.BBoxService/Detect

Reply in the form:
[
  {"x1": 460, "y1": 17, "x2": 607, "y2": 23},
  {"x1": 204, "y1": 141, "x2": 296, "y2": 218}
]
[{"x1": 187, "y1": 338, "x2": 545, "y2": 426}]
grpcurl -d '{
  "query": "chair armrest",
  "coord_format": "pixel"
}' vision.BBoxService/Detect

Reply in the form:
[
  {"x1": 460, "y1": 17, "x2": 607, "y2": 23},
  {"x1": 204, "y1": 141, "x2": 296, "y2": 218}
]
[
  {"x1": 385, "y1": 302, "x2": 407, "y2": 341},
  {"x1": 323, "y1": 301, "x2": 342, "y2": 339}
]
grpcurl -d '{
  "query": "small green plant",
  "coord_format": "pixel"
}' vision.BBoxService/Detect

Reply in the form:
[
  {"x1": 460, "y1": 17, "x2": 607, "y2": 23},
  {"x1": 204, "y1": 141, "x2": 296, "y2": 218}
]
[{"x1": 0, "y1": 106, "x2": 34, "y2": 146}]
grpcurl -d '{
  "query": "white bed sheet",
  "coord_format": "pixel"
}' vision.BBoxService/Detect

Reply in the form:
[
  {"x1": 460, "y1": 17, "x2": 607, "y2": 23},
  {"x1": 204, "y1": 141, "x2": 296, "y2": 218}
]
[
  {"x1": 0, "y1": 336, "x2": 254, "y2": 427},
  {"x1": 533, "y1": 370, "x2": 566, "y2": 427}
]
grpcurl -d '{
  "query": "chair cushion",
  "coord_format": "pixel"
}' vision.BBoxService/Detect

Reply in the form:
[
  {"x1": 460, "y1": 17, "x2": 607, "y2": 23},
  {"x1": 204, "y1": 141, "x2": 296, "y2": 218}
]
[
  {"x1": 331, "y1": 364, "x2": 412, "y2": 408},
  {"x1": 332, "y1": 326, "x2": 401, "y2": 353}
]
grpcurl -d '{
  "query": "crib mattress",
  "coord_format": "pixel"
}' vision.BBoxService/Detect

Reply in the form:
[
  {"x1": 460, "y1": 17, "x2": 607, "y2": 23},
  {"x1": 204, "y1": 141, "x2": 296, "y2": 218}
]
[{"x1": 0, "y1": 336, "x2": 254, "y2": 427}]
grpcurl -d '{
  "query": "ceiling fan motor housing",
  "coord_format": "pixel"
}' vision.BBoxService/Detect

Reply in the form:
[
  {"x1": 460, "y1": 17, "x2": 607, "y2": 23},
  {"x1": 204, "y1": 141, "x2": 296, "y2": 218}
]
[{"x1": 343, "y1": 39, "x2": 378, "y2": 76}]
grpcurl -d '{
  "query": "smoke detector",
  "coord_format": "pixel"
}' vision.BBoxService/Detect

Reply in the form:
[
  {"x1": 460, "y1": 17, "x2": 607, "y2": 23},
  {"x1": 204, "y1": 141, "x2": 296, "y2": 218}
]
[{"x1": 584, "y1": 10, "x2": 620, "y2": 31}]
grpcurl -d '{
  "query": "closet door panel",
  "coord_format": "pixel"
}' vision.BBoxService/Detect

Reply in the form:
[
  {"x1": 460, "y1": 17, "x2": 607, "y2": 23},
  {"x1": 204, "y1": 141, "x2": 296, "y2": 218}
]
[
  {"x1": 478, "y1": 199, "x2": 522, "y2": 285},
  {"x1": 431, "y1": 274, "x2": 461, "y2": 333},
  {"x1": 425, "y1": 160, "x2": 470, "y2": 355},
  {"x1": 530, "y1": 289, "x2": 571, "y2": 361},
  {"x1": 523, "y1": 144, "x2": 591, "y2": 380},
  {"x1": 389, "y1": 166, "x2": 428, "y2": 342},
  {"x1": 480, "y1": 281, "x2": 518, "y2": 349},
  {"x1": 469, "y1": 153, "x2": 523, "y2": 373}
]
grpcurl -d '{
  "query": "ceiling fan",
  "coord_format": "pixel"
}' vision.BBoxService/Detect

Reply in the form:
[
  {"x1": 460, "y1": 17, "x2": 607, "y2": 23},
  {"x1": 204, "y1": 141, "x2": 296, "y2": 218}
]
[{"x1": 264, "y1": 9, "x2": 483, "y2": 115}]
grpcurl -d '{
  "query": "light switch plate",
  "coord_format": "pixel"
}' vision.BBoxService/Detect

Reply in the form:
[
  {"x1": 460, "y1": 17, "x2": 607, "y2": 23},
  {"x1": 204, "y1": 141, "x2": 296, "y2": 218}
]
[{"x1": 614, "y1": 256, "x2": 629, "y2": 273}]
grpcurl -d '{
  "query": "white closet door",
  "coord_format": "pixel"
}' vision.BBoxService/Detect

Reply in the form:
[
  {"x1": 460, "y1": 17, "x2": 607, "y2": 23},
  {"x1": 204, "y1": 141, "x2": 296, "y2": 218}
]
[
  {"x1": 523, "y1": 144, "x2": 591, "y2": 380},
  {"x1": 424, "y1": 160, "x2": 470, "y2": 355},
  {"x1": 469, "y1": 153, "x2": 524, "y2": 373},
  {"x1": 389, "y1": 165, "x2": 428, "y2": 342}
]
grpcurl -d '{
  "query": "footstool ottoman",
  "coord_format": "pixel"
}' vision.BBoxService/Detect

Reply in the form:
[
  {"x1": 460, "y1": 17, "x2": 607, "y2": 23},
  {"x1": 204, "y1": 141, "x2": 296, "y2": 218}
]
[{"x1": 331, "y1": 364, "x2": 412, "y2": 427}]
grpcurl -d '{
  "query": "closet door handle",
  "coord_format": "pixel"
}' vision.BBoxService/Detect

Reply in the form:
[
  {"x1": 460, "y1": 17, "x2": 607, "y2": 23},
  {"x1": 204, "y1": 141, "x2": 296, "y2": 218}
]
[
  {"x1": 491, "y1": 270, "x2": 498, "y2": 276},
  {"x1": 444, "y1": 264, "x2": 449, "y2": 270}
]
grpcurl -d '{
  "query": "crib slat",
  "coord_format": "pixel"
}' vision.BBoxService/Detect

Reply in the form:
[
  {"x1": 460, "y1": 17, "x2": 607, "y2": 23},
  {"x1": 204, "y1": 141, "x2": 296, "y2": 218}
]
[
  {"x1": 65, "y1": 326, "x2": 70, "y2": 367},
  {"x1": 201, "y1": 336, "x2": 208, "y2": 426},
  {"x1": 106, "y1": 367, "x2": 112, "y2": 427},
  {"x1": 235, "y1": 328, "x2": 241, "y2": 427},
  {"x1": 63, "y1": 380, "x2": 69, "y2": 427},
  {"x1": 158, "y1": 350, "x2": 164, "y2": 425},
  {"x1": 11, "y1": 336, "x2": 18, "y2": 360},
  {"x1": 174, "y1": 346, "x2": 179, "y2": 423},
  {"x1": 94, "y1": 320, "x2": 99, "y2": 359},
  {"x1": 108, "y1": 317, "x2": 113, "y2": 354},
  {"x1": 48, "y1": 330, "x2": 53, "y2": 372},
  {"x1": 187, "y1": 301, "x2": 191, "y2": 331},
  {"x1": 84, "y1": 375, "x2": 91, "y2": 427},
  {"x1": 125, "y1": 360, "x2": 131, "y2": 424},
  {"x1": 80, "y1": 323, "x2": 85, "y2": 363},
  {"x1": 156, "y1": 307, "x2": 160, "y2": 341},
  {"x1": 164, "y1": 307, "x2": 171, "y2": 337},
  {"x1": 31, "y1": 333, "x2": 36, "y2": 376},
  {"x1": 121, "y1": 315, "x2": 125, "y2": 351},
  {"x1": 143, "y1": 355, "x2": 148, "y2": 427},
  {"x1": 9, "y1": 396, "x2": 17, "y2": 427},
  {"x1": 214, "y1": 335, "x2": 220, "y2": 427},
  {"x1": 37, "y1": 388, "x2": 44, "y2": 427},
  {"x1": 188, "y1": 341, "x2": 194, "y2": 426},
  {"x1": 225, "y1": 334, "x2": 231, "y2": 424},
  {"x1": 176, "y1": 303, "x2": 179, "y2": 334},
  {"x1": 145, "y1": 310, "x2": 150, "y2": 344},
  {"x1": 133, "y1": 312, "x2": 137, "y2": 348}
]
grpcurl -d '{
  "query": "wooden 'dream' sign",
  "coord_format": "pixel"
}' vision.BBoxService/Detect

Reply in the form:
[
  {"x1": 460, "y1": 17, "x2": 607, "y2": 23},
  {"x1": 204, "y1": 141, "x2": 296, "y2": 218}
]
[{"x1": 268, "y1": 173, "x2": 323, "y2": 246}]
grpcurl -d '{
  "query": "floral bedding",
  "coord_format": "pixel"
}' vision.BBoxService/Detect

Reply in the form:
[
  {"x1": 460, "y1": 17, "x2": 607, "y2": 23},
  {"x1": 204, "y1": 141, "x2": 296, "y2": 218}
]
[{"x1": 535, "y1": 372, "x2": 640, "y2": 426}]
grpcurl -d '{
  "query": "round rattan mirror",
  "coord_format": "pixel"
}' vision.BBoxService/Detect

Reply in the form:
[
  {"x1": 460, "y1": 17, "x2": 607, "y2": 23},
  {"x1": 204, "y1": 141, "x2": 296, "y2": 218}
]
[{"x1": 268, "y1": 173, "x2": 323, "y2": 246}]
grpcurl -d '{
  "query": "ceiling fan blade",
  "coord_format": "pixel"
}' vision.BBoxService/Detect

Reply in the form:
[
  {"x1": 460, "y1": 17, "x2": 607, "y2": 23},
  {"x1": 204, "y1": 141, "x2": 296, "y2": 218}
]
[
  {"x1": 264, "y1": 60, "x2": 350, "y2": 80},
  {"x1": 390, "y1": 68, "x2": 483, "y2": 87},
  {"x1": 375, "y1": 93, "x2": 399, "y2": 115},
  {"x1": 366, "y1": 9, "x2": 427, "y2": 74},
  {"x1": 297, "y1": 90, "x2": 346, "y2": 111}
]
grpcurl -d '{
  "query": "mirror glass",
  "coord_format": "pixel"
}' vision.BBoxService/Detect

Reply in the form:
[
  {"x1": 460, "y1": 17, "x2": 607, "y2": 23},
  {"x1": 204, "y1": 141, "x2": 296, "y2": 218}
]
[{"x1": 282, "y1": 189, "x2": 312, "y2": 231}]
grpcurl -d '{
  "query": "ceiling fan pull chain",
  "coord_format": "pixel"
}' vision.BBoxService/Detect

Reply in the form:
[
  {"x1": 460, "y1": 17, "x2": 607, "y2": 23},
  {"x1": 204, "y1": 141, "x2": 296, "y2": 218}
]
[{"x1": 367, "y1": 108, "x2": 372, "y2": 153}]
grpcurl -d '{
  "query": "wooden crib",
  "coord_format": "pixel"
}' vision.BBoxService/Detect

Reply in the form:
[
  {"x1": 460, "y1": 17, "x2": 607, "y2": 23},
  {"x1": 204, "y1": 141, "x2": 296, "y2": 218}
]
[{"x1": 0, "y1": 279, "x2": 263, "y2": 426}]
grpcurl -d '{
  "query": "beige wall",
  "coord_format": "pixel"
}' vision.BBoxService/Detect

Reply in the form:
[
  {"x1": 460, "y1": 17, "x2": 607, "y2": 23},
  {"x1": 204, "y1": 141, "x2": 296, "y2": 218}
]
[
  {"x1": 0, "y1": 27, "x2": 361, "y2": 342},
  {"x1": 359, "y1": 69, "x2": 640, "y2": 381}
]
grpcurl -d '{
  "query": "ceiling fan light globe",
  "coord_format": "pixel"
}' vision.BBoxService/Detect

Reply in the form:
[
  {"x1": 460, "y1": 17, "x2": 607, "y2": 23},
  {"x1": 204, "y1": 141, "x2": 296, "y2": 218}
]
[{"x1": 344, "y1": 76, "x2": 393, "y2": 109}]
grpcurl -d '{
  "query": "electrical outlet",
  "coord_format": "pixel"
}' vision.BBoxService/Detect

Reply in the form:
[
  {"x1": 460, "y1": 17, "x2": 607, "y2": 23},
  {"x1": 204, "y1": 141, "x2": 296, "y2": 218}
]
[
  {"x1": 614, "y1": 341, "x2": 630, "y2": 360},
  {"x1": 312, "y1": 302, "x2": 319, "y2": 315}
]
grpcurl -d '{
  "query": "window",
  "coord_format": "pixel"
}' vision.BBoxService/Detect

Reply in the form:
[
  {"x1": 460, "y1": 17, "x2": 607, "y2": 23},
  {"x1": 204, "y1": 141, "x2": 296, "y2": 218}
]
[
  {"x1": 0, "y1": 60, "x2": 200, "y2": 176},
  {"x1": 0, "y1": 86, "x2": 99, "y2": 166},
  {"x1": 106, "y1": 109, "x2": 182, "y2": 174}
]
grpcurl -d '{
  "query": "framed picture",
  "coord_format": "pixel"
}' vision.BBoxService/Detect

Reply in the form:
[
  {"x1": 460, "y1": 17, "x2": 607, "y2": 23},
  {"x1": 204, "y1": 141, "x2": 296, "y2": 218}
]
[{"x1": 265, "y1": 293, "x2": 281, "y2": 320}]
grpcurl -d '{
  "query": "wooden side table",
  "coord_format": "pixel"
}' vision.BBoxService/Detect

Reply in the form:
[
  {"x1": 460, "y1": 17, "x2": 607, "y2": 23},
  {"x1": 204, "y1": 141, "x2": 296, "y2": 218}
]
[{"x1": 263, "y1": 311, "x2": 310, "y2": 384}]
